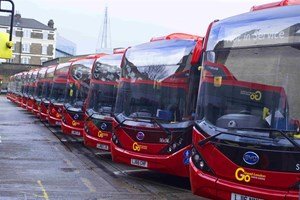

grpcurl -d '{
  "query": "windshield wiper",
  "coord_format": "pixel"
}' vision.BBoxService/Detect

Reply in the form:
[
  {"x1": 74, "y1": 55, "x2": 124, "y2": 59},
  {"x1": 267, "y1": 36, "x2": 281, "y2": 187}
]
[
  {"x1": 113, "y1": 114, "x2": 173, "y2": 142},
  {"x1": 198, "y1": 131, "x2": 272, "y2": 146},
  {"x1": 86, "y1": 112, "x2": 96, "y2": 121},
  {"x1": 133, "y1": 116, "x2": 173, "y2": 140},
  {"x1": 113, "y1": 114, "x2": 129, "y2": 129},
  {"x1": 198, "y1": 126, "x2": 300, "y2": 151},
  {"x1": 232, "y1": 127, "x2": 300, "y2": 151}
]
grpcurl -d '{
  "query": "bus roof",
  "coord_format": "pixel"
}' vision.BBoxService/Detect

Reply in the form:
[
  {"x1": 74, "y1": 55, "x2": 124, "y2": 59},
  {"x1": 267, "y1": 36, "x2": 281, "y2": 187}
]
[
  {"x1": 150, "y1": 33, "x2": 202, "y2": 42},
  {"x1": 251, "y1": 0, "x2": 300, "y2": 11},
  {"x1": 207, "y1": 5, "x2": 300, "y2": 51},
  {"x1": 215, "y1": 4, "x2": 300, "y2": 26}
]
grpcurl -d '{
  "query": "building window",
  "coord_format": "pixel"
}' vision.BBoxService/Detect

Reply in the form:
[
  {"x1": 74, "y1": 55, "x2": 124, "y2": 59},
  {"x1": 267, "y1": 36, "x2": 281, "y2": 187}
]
[
  {"x1": 8, "y1": 55, "x2": 15, "y2": 63},
  {"x1": 22, "y1": 43, "x2": 30, "y2": 53},
  {"x1": 40, "y1": 57, "x2": 48, "y2": 64},
  {"x1": 12, "y1": 28, "x2": 16, "y2": 37},
  {"x1": 23, "y1": 29, "x2": 31, "y2": 38},
  {"x1": 43, "y1": 31, "x2": 48, "y2": 40},
  {"x1": 21, "y1": 57, "x2": 30, "y2": 64},
  {"x1": 42, "y1": 45, "x2": 47, "y2": 55}
]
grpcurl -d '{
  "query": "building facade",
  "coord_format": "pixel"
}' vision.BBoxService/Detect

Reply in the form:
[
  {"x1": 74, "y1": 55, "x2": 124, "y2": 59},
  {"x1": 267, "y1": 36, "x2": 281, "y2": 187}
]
[{"x1": 0, "y1": 14, "x2": 56, "y2": 65}]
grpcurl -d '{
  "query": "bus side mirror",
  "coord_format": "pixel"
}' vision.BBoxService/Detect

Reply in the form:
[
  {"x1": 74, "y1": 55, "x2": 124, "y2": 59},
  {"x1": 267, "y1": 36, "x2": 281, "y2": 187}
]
[{"x1": 0, "y1": 32, "x2": 13, "y2": 59}]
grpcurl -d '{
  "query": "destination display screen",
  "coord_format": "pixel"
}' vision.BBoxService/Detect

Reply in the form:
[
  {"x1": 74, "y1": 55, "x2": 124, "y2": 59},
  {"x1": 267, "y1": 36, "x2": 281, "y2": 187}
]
[{"x1": 208, "y1": 14, "x2": 300, "y2": 50}]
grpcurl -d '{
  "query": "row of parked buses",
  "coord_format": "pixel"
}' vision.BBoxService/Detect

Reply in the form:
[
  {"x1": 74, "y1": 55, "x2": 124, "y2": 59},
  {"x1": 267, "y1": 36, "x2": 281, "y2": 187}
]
[{"x1": 6, "y1": 1, "x2": 300, "y2": 199}]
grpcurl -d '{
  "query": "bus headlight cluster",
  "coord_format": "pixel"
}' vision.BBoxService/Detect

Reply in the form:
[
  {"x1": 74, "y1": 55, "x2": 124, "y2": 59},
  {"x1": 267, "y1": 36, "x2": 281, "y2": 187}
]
[
  {"x1": 166, "y1": 137, "x2": 185, "y2": 154},
  {"x1": 62, "y1": 116, "x2": 66, "y2": 123},
  {"x1": 112, "y1": 132, "x2": 122, "y2": 147},
  {"x1": 112, "y1": 132, "x2": 118, "y2": 144},
  {"x1": 191, "y1": 147, "x2": 213, "y2": 174},
  {"x1": 84, "y1": 124, "x2": 90, "y2": 135}
]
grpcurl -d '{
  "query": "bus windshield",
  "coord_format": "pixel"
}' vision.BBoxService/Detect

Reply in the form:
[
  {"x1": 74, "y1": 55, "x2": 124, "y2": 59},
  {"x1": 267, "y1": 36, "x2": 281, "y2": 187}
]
[
  {"x1": 49, "y1": 83, "x2": 66, "y2": 103},
  {"x1": 87, "y1": 54, "x2": 122, "y2": 116},
  {"x1": 41, "y1": 82, "x2": 52, "y2": 100},
  {"x1": 196, "y1": 6, "x2": 300, "y2": 147},
  {"x1": 34, "y1": 82, "x2": 43, "y2": 99},
  {"x1": 64, "y1": 59, "x2": 95, "y2": 110},
  {"x1": 28, "y1": 86, "x2": 35, "y2": 97},
  {"x1": 115, "y1": 39, "x2": 199, "y2": 126}
]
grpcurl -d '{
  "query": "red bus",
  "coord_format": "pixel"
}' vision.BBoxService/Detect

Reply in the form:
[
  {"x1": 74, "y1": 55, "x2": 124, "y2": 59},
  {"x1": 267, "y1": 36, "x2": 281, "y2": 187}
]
[
  {"x1": 26, "y1": 69, "x2": 39, "y2": 112},
  {"x1": 14, "y1": 72, "x2": 23, "y2": 107},
  {"x1": 39, "y1": 65, "x2": 57, "y2": 122},
  {"x1": 111, "y1": 33, "x2": 203, "y2": 177},
  {"x1": 48, "y1": 62, "x2": 73, "y2": 126},
  {"x1": 83, "y1": 50, "x2": 124, "y2": 150},
  {"x1": 190, "y1": 3, "x2": 300, "y2": 199},
  {"x1": 6, "y1": 75, "x2": 15, "y2": 102},
  {"x1": 20, "y1": 71, "x2": 30, "y2": 109},
  {"x1": 32, "y1": 67, "x2": 48, "y2": 116},
  {"x1": 61, "y1": 54, "x2": 106, "y2": 136}
]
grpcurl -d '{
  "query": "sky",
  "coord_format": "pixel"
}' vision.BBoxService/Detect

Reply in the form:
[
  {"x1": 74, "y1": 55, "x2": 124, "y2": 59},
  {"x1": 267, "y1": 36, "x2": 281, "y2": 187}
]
[{"x1": 6, "y1": 0, "x2": 273, "y2": 55}]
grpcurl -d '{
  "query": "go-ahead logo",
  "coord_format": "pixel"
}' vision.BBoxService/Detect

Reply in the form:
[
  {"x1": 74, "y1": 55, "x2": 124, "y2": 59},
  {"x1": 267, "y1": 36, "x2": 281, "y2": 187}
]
[
  {"x1": 98, "y1": 130, "x2": 108, "y2": 138},
  {"x1": 72, "y1": 120, "x2": 80, "y2": 127},
  {"x1": 250, "y1": 91, "x2": 262, "y2": 101},
  {"x1": 235, "y1": 167, "x2": 266, "y2": 183},
  {"x1": 132, "y1": 142, "x2": 147, "y2": 152}
]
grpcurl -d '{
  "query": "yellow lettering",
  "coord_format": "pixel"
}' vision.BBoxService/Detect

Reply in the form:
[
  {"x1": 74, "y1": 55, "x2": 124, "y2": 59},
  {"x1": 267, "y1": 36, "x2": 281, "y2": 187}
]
[
  {"x1": 250, "y1": 91, "x2": 262, "y2": 101},
  {"x1": 132, "y1": 142, "x2": 141, "y2": 151},
  {"x1": 98, "y1": 131, "x2": 108, "y2": 138},
  {"x1": 235, "y1": 168, "x2": 251, "y2": 182},
  {"x1": 72, "y1": 120, "x2": 79, "y2": 127}
]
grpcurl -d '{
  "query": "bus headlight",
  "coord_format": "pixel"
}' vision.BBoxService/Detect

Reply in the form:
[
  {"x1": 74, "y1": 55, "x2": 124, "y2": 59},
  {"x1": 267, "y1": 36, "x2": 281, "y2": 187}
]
[
  {"x1": 112, "y1": 132, "x2": 122, "y2": 147},
  {"x1": 165, "y1": 136, "x2": 186, "y2": 154},
  {"x1": 191, "y1": 146, "x2": 213, "y2": 174},
  {"x1": 84, "y1": 124, "x2": 90, "y2": 135}
]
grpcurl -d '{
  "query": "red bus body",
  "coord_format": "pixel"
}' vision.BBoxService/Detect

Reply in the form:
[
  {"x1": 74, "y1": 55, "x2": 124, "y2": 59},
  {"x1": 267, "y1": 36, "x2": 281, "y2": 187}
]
[
  {"x1": 20, "y1": 72, "x2": 31, "y2": 109},
  {"x1": 190, "y1": 3, "x2": 300, "y2": 200},
  {"x1": 14, "y1": 72, "x2": 23, "y2": 107},
  {"x1": 26, "y1": 69, "x2": 39, "y2": 112},
  {"x1": 10, "y1": 75, "x2": 18, "y2": 104},
  {"x1": 47, "y1": 62, "x2": 73, "y2": 126},
  {"x1": 111, "y1": 33, "x2": 203, "y2": 177},
  {"x1": 7, "y1": 75, "x2": 17, "y2": 103},
  {"x1": 39, "y1": 65, "x2": 57, "y2": 122},
  {"x1": 83, "y1": 51, "x2": 124, "y2": 150},
  {"x1": 61, "y1": 54, "x2": 106, "y2": 136},
  {"x1": 32, "y1": 67, "x2": 48, "y2": 117}
]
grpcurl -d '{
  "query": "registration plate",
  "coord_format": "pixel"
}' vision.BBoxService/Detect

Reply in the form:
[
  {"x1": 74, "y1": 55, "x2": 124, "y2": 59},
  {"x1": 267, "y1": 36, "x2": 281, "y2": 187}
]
[
  {"x1": 55, "y1": 121, "x2": 62, "y2": 126},
  {"x1": 130, "y1": 158, "x2": 148, "y2": 168},
  {"x1": 96, "y1": 143, "x2": 109, "y2": 150},
  {"x1": 71, "y1": 130, "x2": 81, "y2": 136},
  {"x1": 231, "y1": 193, "x2": 262, "y2": 200}
]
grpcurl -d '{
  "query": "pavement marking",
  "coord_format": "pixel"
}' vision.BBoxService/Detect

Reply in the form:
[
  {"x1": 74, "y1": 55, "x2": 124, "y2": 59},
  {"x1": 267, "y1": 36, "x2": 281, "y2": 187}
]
[
  {"x1": 0, "y1": 136, "x2": 2, "y2": 143},
  {"x1": 80, "y1": 177, "x2": 96, "y2": 193},
  {"x1": 37, "y1": 180, "x2": 49, "y2": 200},
  {"x1": 113, "y1": 169, "x2": 149, "y2": 175}
]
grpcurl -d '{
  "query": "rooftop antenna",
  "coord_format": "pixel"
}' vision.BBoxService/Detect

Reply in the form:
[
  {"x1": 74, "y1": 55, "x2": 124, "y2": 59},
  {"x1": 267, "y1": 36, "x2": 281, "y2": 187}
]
[{"x1": 96, "y1": 5, "x2": 112, "y2": 53}]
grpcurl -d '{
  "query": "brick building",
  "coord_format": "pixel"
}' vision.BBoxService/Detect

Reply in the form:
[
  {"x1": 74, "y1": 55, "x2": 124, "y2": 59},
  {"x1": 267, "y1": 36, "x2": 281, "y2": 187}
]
[{"x1": 0, "y1": 13, "x2": 56, "y2": 65}]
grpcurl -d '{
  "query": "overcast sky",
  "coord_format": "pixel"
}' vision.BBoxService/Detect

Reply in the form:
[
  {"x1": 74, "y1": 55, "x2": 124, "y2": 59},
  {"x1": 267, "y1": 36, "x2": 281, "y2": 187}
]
[{"x1": 9, "y1": 0, "x2": 273, "y2": 55}]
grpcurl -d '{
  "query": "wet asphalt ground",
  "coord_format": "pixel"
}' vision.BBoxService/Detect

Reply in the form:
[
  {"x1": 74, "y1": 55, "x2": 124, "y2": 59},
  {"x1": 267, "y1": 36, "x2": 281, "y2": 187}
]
[{"x1": 0, "y1": 96, "x2": 204, "y2": 200}]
